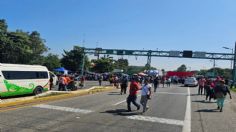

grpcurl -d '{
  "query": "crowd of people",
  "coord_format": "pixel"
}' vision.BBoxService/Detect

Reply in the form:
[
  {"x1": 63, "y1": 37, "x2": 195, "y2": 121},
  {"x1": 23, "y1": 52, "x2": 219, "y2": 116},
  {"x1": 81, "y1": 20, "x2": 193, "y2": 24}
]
[
  {"x1": 197, "y1": 76, "x2": 232, "y2": 112},
  {"x1": 55, "y1": 72, "x2": 233, "y2": 113}
]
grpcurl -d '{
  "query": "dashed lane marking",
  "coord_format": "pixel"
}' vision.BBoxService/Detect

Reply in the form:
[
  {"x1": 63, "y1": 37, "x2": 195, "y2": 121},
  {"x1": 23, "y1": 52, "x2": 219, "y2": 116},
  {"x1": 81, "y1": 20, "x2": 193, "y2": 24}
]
[
  {"x1": 33, "y1": 104, "x2": 93, "y2": 114},
  {"x1": 127, "y1": 115, "x2": 184, "y2": 126}
]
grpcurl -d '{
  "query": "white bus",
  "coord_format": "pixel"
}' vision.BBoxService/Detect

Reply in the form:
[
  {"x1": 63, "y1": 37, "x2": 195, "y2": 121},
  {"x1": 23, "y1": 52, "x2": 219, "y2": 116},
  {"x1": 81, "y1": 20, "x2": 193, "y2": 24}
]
[{"x1": 0, "y1": 63, "x2": 50, "y2": 98}]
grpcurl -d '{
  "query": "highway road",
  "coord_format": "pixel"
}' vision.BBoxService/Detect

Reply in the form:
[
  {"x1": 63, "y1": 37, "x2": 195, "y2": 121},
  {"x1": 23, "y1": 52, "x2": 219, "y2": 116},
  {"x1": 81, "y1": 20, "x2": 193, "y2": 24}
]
[{"x1": 0, "y1": 84, "x2": 235, "y2": 132}]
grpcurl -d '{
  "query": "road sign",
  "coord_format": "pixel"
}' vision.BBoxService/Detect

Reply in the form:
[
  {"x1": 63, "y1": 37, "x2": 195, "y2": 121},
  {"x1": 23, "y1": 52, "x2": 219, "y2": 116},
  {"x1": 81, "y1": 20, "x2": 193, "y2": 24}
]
[
  {"x1": 169, "y1": 51, "x2": 180, "y2": 57},
  {"x1": 193, "y1": 52, "x2": 206, "y2": 58}
]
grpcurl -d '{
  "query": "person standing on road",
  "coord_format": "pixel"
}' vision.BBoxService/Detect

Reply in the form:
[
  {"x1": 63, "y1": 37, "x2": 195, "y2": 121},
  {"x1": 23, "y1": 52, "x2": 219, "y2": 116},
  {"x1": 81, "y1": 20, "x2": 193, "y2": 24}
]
[
  {"x1": 49, "y1": 75, "x2": 53, "y2": 90},
  {"x1": 205, "y1": 79, "x2": 213, "y2": 101},
  {"x1": 161, "y1": 76, "x2": 166, "y2": 88},
  {"x1": 140, "y1": 79, "x2": 152, "y2": 113},
  {"x1": 166, "y1": 77, "x2": 171, "y2": 87},
  {"x1": 198, "y1": 77, "x2": 206, "y2": 95},
  {"x1": 58, "y1": 75, "x2": 66, "y2": 91},
  {"x1": 80, "y1": 76, "x2": 85, "y2": 88},
  {"x1": 120, "y1": 76, "x2": 128, "y2": 95},
  {"x1": 214, "y1": 80, "x2": 232, "y2": 112},
  {"x1": 127, "y1": 77, "x2": 141, "y2": 112},
  {"x1": 153, "y1": 76, "x2": 160, "y2": 92},
  {"x1": 98, "y1": 74, "x2": 103, "y2": 86}
]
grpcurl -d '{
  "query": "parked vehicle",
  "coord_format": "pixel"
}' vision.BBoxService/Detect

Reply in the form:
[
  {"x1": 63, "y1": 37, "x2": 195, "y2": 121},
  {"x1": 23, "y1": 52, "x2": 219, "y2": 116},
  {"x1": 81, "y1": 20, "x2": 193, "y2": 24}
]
[
  {"x1": 0, "y1": 63, "x2": 50, "y2": 97},
  {"x1": 49, "y1": 71, "x2": 58, "y2": 86},
  {"x1": 184, "y1": 77, "x2": 198, "y2": 87}
]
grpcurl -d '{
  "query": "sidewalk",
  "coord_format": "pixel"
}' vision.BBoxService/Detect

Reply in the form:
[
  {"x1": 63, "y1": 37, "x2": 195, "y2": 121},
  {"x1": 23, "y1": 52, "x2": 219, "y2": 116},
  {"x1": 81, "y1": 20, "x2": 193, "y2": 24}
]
[{"x1": 191, "y1": 88, "x2": 236, "y2": 132}]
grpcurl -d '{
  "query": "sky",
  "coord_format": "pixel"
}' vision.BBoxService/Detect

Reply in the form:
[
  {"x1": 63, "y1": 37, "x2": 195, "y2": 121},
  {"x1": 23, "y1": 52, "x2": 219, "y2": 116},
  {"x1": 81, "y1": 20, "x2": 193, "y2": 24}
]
[{"x1": 1, "y1": 0, "x2": 236, "y2": 71}]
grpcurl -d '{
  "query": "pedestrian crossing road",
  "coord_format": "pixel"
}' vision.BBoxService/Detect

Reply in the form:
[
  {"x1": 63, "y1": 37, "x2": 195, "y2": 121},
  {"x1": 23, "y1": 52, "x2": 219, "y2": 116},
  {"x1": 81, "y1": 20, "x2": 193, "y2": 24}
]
[{"x1": 1, "y1": 85, "x2": 233, "y2": 132}]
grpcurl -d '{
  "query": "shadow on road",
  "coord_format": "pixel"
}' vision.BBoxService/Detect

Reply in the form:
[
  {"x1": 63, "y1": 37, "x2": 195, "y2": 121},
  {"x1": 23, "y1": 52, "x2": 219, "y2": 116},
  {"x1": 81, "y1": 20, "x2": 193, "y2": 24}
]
[
  {"x1": 190, "y1": 94, "x2": 200, "y2": 96},
  {"x1": 107, "y1": 92, "x2": 122, "y2": 95},
  {"x1": 192, "y1": 100, "x2": 216, "y2": 104},
  {"x1": 101, "y1": 109, "x2": 141, "y2": 116},
  {"x1": 195, "y1": 109, "x2": 219, "y2": 113}
]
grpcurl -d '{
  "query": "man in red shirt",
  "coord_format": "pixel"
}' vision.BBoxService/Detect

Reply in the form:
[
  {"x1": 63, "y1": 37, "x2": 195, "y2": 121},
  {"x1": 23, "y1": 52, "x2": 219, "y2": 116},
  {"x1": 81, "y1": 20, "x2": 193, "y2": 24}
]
[{"x1": 127, "y1": 77, "x2": 141, "y2": 112}]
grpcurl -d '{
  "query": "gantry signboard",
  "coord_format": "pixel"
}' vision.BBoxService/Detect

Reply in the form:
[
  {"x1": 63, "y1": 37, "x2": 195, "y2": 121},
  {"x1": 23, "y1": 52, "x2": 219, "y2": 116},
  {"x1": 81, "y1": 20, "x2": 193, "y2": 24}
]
[
  {"x1": 82, "y1": 47, "x2": 236, "y2": 85},
  {"x1": 84, "y1": 48, "x2": 233, "y2": 60}
]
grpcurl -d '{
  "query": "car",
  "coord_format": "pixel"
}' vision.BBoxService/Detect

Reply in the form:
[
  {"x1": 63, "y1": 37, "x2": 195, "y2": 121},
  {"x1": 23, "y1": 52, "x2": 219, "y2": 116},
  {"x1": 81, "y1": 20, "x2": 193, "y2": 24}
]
[{"x1": 184, "y1": 77, "x2": 198, "y2": 87}]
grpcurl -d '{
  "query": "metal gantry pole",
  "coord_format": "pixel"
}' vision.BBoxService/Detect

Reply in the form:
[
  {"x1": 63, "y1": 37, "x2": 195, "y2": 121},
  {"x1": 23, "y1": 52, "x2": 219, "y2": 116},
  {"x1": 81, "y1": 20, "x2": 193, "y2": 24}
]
[
  {"x1": 233, "y1": 42, "x2": 236, "y2": 87},
  {"x1": 81, "y1": 48, "x2": 85, "y2": 76}
]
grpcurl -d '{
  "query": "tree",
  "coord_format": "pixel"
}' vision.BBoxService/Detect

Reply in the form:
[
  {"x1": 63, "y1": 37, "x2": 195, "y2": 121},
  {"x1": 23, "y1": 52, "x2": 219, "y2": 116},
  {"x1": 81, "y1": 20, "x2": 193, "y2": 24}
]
[
  {"x1": 127, "y1": 66, "x2": 145, "y2": 75},
  {"x1": 43, "y1": 53, "x2": 61, "y2": 71},
  {"x1": 0, "y1": 19, "x2": 48, "y2": 64},
  {"x1": 177, "y1": 64, "x2": 187, "y2": 72},
  {"x1": 29, "y1": 31, "x2": 48, "y2": 61},
  {"x1": 0, "y1": 19, "x2": 9, "y2": 62},
  {"x1": 0, "y1": 19, "x2": 7, "y2": 33},
  {"x1": 114, "y1": 59, "x2": 129, "y2": 72},
  {"x1": 91, "y1": 57, "x2": 114, "y2": 73},
  {"x1": 61, "y1": 46, "x2": 89, "y2": 72}
]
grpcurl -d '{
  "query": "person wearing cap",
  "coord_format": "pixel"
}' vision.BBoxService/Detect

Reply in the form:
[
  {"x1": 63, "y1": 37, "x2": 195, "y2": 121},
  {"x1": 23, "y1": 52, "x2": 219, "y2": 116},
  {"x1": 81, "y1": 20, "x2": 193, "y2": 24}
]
[{"x1": 214, "y1": 80, "x2": 232, "y2": 112}]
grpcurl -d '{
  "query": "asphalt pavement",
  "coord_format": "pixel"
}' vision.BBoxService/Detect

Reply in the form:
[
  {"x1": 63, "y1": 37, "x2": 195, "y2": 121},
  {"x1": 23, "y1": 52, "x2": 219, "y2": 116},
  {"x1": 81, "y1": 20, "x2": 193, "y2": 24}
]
[{"x1": 0, "y1": 84, "x2": 235, "y2": 132}]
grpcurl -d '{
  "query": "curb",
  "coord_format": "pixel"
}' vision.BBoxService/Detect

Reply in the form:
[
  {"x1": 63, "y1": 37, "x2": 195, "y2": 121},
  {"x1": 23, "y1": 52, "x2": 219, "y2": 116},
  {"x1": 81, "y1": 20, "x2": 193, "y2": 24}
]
[{"x1": 0, "y1": 86, "x2": 114, "y2": 110}]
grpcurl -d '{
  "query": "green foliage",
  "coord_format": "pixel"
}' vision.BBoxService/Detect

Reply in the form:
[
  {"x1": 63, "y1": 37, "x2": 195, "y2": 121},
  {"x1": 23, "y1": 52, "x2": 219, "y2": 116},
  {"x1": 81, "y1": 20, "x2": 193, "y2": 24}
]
[
  {"x1": 0, "y1": 19, "x2": 7, "y2": 33},
  {"x1": 42, "y1": 53, "x2": 61, "y2": 71},
  {"x1": 91, "y1": 57, "x2": 114, "y2": 73},
  {"x1": 197, "y1": 68, "x2": 232, "y2": 80},
  {"x1": 114, "y1": 59, "x2": 129, "y2": 72},
  {"x1": 145, "y1": 63, "x2": 151, "y2": 70},
  {"x1": 126, "y1": 66, "x2": 144, "y2": 75},
  {"x1": 0, "y1": 19, "x2": 48, "y2": 64},
  {"x1": 177, "y1": 64, "x2": 187, "y2": 72},
  {"x1": 126, "y1": 66, "x2": 156, "y2": 75},
  {"x1": 61, "y1": 46, "x2": 89, "y2": 72},
  {"x1": 232, "y1": 88, "x2": 236, "y2": 92},
  {"x1": 208, "y1": 68, "x2": 232, "y2": 79}
]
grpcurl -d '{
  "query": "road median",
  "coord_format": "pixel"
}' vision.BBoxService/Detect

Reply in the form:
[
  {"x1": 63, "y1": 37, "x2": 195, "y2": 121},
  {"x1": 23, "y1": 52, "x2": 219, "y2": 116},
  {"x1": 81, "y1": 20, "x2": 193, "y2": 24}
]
[{"x1": 0, "y1": 86, "x2": 114, "y2": 111}]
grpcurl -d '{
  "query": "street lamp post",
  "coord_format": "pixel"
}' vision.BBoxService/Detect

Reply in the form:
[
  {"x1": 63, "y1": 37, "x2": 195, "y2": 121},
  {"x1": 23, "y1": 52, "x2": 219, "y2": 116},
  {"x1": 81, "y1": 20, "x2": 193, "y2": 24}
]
[{"x1": 222, "y1": 46, "x2": 234, "y2": 69}]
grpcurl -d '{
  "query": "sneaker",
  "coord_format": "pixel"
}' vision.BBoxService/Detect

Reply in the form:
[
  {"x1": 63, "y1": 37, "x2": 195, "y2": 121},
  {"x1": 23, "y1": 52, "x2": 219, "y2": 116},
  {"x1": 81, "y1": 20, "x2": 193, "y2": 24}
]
[{"x1": 220, "y1": 108, "x2": 223, "y2": 112}]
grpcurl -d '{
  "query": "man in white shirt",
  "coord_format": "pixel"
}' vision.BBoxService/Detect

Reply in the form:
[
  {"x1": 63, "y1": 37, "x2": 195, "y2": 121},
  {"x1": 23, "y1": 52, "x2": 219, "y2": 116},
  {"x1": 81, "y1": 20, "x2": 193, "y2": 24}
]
[{"x1": 140, "y1": 79, "x2": 152, "y2": 113}]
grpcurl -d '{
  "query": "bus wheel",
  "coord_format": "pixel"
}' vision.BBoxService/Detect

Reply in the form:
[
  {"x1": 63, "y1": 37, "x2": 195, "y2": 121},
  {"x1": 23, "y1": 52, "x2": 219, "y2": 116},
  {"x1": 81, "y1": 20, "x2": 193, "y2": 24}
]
[{"x1": 34, "y1": 86, "x2": 43, "y2": 95}]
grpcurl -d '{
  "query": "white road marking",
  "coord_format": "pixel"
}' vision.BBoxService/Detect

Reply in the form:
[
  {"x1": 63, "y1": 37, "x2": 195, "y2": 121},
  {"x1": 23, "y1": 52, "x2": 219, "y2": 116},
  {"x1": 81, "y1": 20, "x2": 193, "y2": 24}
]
[
  {"x1": 127, "y1": 115, "x2": 184, "y2": 126},
  {"x1": 76, "y1": 117, "x2": 80, "y2": 119},
  {"x1": 182, "y1": 87, "x2": 191, "y2": 132},
  {"x1": 34, "y1": 104, "x2": 93, "y2": 114},
  {"x1": 113, "y1": 100, "x2": 126, "y2": 106},
  {"x1": 113, "y1": 95, "x2": 141, "y2": 106},
  {"x1": 157, "y1": 92, "x2": 188, "y2": 95}
]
